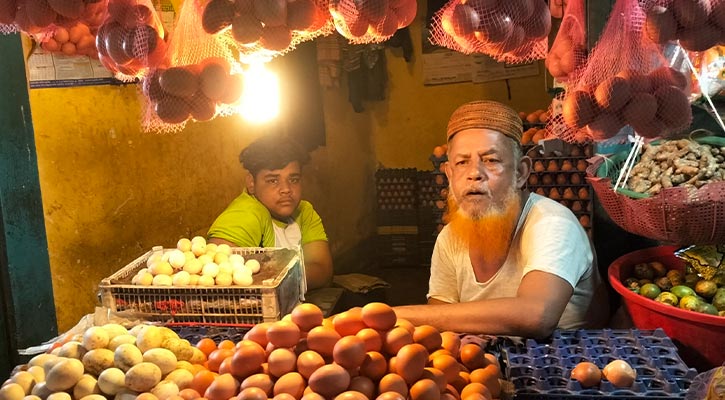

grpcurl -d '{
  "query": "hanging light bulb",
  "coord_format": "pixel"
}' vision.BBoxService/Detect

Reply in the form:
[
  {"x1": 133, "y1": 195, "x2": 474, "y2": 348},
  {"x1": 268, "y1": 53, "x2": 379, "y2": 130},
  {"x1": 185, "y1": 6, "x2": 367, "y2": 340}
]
[{"x1": 239, "y1": 61, "x2": 280, "y2": 123}]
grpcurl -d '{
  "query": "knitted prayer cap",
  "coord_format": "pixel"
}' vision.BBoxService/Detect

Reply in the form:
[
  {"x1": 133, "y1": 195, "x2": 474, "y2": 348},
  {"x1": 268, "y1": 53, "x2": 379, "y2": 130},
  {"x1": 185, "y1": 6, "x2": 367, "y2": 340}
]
[{"x1": 446, "y1": 100, "x2": 523, "y2": 143}]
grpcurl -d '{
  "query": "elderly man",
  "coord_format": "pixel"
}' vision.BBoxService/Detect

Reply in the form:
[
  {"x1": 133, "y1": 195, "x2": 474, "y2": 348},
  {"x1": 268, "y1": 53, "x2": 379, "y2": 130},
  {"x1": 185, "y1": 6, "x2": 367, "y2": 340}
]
[{"x1": 395, "y1": 100, "x2": 609, "y2": 338}]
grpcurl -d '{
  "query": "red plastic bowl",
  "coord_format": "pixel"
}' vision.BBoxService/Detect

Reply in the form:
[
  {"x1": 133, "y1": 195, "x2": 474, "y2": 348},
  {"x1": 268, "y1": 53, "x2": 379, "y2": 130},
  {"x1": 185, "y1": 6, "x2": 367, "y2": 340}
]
[{"x1": 609, "y1": 245, "x2": 725, "y2": 371}]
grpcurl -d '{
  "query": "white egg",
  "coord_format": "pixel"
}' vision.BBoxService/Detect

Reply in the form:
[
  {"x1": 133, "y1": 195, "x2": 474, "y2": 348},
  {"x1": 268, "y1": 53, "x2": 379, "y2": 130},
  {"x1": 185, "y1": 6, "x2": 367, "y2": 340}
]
[
  {"x1": 202, "y1": 263, "x2": 220, "y2": 278},
  {"x1": 245, "y1": 259, "x2": 261, "y2": 274},
  {"x1": 229, "y1": 254, "x2": 244, "y2": 265},
  {"x1": 197, "y1": 254, "x2": 213, "y2": 266},
  {"x1": 189, "y1": 274, "x2": 200, "y2": 286},
  {"x1": 161, "y1": 251, "x2": 171, "y2": 262},
  {"x1": 233, "y1": 264, "x2": 252, "y2": 276},
  {"x1": 184, "y1": 251, "x2": 195, "y2": 262},
  {"x1": 197, "y1": 275, "x2": 214, "y2": 287},
  {"x1": 177, "y1": 238, "x2": 192, "y2": 252},
  {"x1": 191, "y1": 242, "x2": 206, "y2": 257},
  {"x1": 206, "y1": 243, "x2": 218, "y2": 254},
  {"x1": 233, "y1": 270, "x2": 254, "y2": 286},
  {"x1": 214, "y1": 252, "x2": 229, "y2": 265},
  {"x1": 138, "y1": 272, "x2": 153, "y2": 286},
  {"x1": 168, "y1": 249, "x2": 186, "y2": 270},
  {"x1": 152, "y1": 274, "x2": 173, "y2": 286},
  {"x1": 146, "y1": 252, "x2": 163, "y2": 268},
  {"x1": 218, "y1": 261, "x2": 233, "y2": 275},
  {"x1": 149, "y1": 261, "x2": 173, "y2": 276},
  {"x1": 172, "y1": 271, "x2": 191, "y2": 286},
  {"x1": 191, "y1": 236, "x2": 206, "y2": 246},
  {"x1": 183, "y1": 258, "x2": 203, "y2": 275},
  {"x1": 215, "y1": 273, "x2": 233, "y2": 286},
  {"x1": 217, "y1": 244, "x2": 232, "y2": 255}
]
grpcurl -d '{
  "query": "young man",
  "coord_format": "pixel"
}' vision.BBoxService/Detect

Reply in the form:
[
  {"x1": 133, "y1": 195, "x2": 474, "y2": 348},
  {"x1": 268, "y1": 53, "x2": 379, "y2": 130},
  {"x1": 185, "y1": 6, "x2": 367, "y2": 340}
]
[
  {"x1": 395, "y1": 100, "x2": 609, "y2": 338},
  {"x1": 207, "y1": 135, "x2": 333, "y2": 290}
]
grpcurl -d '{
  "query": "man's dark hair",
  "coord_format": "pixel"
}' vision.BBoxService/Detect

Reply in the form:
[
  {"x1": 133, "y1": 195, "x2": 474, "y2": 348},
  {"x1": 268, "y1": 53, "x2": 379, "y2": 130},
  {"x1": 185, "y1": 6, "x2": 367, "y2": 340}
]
[{"x1": 239, "y1": 134, "x2": 311, "y2": 177}]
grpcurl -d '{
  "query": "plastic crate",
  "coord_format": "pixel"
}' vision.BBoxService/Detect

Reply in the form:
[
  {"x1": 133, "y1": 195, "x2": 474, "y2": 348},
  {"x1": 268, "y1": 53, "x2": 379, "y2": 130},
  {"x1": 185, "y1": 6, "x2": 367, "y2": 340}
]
[
  {"x1": 99, "y1": 247, "x2": 304, "y2": 326},
  {"x1": 501, "y1": 328, "x2": 698, "y2": 399}
]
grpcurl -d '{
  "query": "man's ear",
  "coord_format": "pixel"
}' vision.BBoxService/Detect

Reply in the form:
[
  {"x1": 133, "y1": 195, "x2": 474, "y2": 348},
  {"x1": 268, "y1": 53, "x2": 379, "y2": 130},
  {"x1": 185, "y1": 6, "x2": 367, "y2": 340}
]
[
  {"x1": 443, "y1": 161, "x2": 452, "y2": 182},
  {"x1": 516, "y1": 155, "x2": 532, "y2": 189},
  {"x1": 245, "y1": 173, "x2": 255, "y2": 194}
]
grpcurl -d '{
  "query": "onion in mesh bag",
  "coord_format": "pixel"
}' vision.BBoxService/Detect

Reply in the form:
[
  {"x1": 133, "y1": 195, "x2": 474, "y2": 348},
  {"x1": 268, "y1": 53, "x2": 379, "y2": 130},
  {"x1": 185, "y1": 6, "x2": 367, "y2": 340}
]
[{"x1": 643, "y1": 0, "x2": 723, "y2": 52}]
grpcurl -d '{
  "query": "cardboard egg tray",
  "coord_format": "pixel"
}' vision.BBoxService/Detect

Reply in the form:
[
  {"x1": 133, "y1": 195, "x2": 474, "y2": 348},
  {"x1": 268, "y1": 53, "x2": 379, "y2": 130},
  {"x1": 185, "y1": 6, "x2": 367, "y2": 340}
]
[{"x1": 500, "y1": 328, "x2": 697, "y2": 399}]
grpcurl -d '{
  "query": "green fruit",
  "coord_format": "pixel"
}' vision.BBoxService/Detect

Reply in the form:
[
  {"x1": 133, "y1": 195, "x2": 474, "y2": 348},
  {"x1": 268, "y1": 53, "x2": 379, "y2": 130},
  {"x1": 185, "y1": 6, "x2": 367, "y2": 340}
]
[
  {"x1": 696, "y1": 302, "x2": 719, "y2": 315},
  {"x1": 655, "y1": 292, "x2": 679, "y2": 306},
  {"x1": 695, "y1": 280, "x2": 718, "y2": 298},
  {"x1": 713, "y1": 289, "x2": 725, "y2": 311},
  {"x1": 671, "y1": 285, "x2": 696, "y2": 299},
  {"x1": 640, "y1": 283, "x2": 661, "y2": 300},
  {"x1": 679, "y1": 295, "x2": 702, "y2": 311}
]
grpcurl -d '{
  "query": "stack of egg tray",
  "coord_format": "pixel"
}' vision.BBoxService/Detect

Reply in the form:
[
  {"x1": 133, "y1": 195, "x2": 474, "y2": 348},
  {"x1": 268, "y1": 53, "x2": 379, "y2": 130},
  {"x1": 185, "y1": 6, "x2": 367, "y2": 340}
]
[
  {"x1": 375, "y1": 168, "x2": 418, "y2": 226},
  {"x1": 500, "y1": 328, "x2": 697, "y2": 399},
  {"x1": 417, "y1": 169, "x2": 448, "y2": 265}
]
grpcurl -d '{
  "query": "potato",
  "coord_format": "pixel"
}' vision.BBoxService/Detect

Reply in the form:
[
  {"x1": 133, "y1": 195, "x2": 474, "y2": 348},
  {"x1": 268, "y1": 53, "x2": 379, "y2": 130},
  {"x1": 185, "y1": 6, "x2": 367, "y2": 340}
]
[
  {"x1": 45, "y1": 358, "x2": 84, "y2": 391},
  {"x1": 0, "y1": 383, "x2": 25, "y2": 400},
  {"x1": 125, "y1": 362, "x2": 162, "y2": 392},
  {"x1": 46, "y1": 392, "x2": 71, "y2": 400},
  {"x1": 26, "y1": 366, "x2": 45, "y2": 384},
  {"x1": 10, "y1": 371, "x2": 36, "y2": 394},
  {"x1": 165, "y1": 369, "x2": 194, "y2": 390},
  {"x1": 28, "y1": 354, "x2": 57, "y2": 369},
  {"x1": 78, "y1": 395, "x2": 107, "y2": 400},
  {"x1": 102, "y1": 324, "x2": 129, "y2": 341},
  {"x1": 114, "y1": 389, "x2": 141, "y2": 400},
  {"x1": 135, "y1": 326, "x2": 164, "y2": 353},
  {"x1": 108, "y1": 334, "x2": 137, "y2": 351},
  {"x1": 151, "y1": 380, "x2": 179, "y2": 400},
  {"x1": 82, "y1": 349, "x2": 115, "y2": 376},
  {"x1": 58, "y1": 341, "x2": 87, "y2": 359},
  {"x1": 97, "y1": 368, "x2": 126, "y2": 395},
  {"x1": 30, "y1": 382, "x2": 52, "y2": 398}
]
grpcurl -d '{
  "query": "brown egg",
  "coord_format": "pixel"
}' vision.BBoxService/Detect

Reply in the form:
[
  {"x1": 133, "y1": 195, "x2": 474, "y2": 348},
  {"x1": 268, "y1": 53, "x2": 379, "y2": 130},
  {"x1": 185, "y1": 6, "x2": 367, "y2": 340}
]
[
  {"x1": 306, "y1": 326, "x2": 341, "y2": 357},
  {"x1": 333, "y1": 308, "x2": 367, "y2": 336},
  {"x1": 383, "y1": 327, "x2": 413, "y2": 355},
  {"x1": 297, "y1": 350, "x2": 325, "y2": 379},
  {"x1": 431, "y1": 354, "x2": 460, "y2": 383},
  {"x1": 413, "y1": 325, "x2": 442, "y2": 352},
  {"x1": 440, "y1": 332, "x2": 460, "y2": 356},
  {"x1": 570, "y1": 361, "x2": 601, "y2": 388},
  {"x1": 468, "y1": 364, "x2": 500, "y2": 397},
  {"x1": 179, "y1": 388, "x2": 202, "y2": 400},
  {"x1": 410, "y1": 379, "x2": 440, "y2": 400},
  {"x1": 61, "y1": 41, "x2": 77, "y2": 55},
  {"x1": 260, "y1": 25, "x2": 293, "y2": 51},
  {"x1": 274, "y1": 372, "x2": 306, "y2": 398},
  {"x1": 267, "y1": 321, "x2": 301, "y2": 348},
  {"x1": 376, "y1": 392, "x2": 406, "y2": 400},
  {"x1": 356, "y1": 328, "x2": 382, "y2": 352},
  {"x1": 268, "y1": 348, "x2": 297, "y2": 377},
  {"x1": 602, "y1": 360, "x2": 636, "y2": 388},
  {"x1": 421, "y1": 367, "x2": 447, "y2": 391},
  {"x1": 578, "y1": 187, "x2": 589, "y2": 199},
  {"x1": 394, "y1": 318, "x2": 415, "y2": 334},
  {"x1": 645, "y1": 6, "x2": 677, "y2": 44},
  {"x1": 595, "y1": 76, "x2": 632, "y2": 112},
  {"x1": 335, "y1": 391, "x2": 369, "y2": 400},
  {"x1": 244, "y1": 322, "x2": 272, "y2": 347},
  {"x1": 302, "y1": 391, "x2": 326, "y2": 400},
  {"x1": 459, "y1": 344, "x2": 485, "y2": 370},
  {"x1": 396, "y1": 343, "x2": 428, "y2": 385},
  {"x1": 287, "y1": 0, "x2": 317, "y2": 31},
  {"x1": 563, "y1": 90, "x2": 598, "y2": 129},
  {"x1": 349, "y1": 376, "x2": 376, "y2": 399},
  {"x1": 361, "y1": 303, "x2": 397, "y2": 331},
  {"x1": 460, "y1": 382, "x2": 491, "y2": 400},
  {"x1": 232, "y1": 13, "x2": 263, "y2": 44},
  {"x1": 42, "y1": 38, "x2": 60, "y2": 52},
  {"x1": 204, "y1": 373, "x2": 239, "y2": 400},
  {"x1": 617, "y1": 70, "x2": 652, "y2": 93},
  {"x1": 333, "y1": 336, "x2": 366, "y2": 369},
  {"x1": 360, "y1": 351, "x2": 388, "y2": 381},
  {"x1": 648, "y1": 66, "x2": 687, "y2": 90},
  {"x1": 586, "y1": 112, "x2": 623, "y2": 140},
  {"x1": 241, "y1": 373, "x2": 275, "y2": 396},
  {"x1": 155, "y1": 96, "x2": 191, "y2": 124},
  {"x1": 378, "y1": 373, "x2": 408, "y2": 397},
  {"x1": 274, "y1": 393, "x2": 298, "y2": 400},
  {"x1": 308, "y1": 364, "x2": 351, "y2": 398},
  {"x1": 238, "y1": 387, "x2": 269, "y2": 400},
  {"x1": 202, "y1": 0, "x2": 235, "y2": 34},
  {"x1": 444, "y1": 384, "x2": 460, "y2": 399}
]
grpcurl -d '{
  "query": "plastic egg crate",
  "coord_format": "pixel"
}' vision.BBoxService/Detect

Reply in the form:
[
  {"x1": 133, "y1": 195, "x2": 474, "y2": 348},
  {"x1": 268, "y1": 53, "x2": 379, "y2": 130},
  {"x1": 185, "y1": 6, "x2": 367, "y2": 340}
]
[{"x1": 500, "y1": 328, "x2": 697, "y2": 399}]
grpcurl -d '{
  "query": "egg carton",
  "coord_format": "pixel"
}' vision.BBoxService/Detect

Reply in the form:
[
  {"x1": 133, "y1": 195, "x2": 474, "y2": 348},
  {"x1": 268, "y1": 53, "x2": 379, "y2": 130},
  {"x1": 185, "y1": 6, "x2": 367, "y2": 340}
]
[{"x1": 500, "y1": 328, "x2": 697, "y2": 399}]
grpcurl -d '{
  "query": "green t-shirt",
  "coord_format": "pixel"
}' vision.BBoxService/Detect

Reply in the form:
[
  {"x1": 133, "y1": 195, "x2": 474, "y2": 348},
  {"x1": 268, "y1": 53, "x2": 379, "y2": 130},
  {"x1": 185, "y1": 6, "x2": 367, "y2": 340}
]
[{"x1": 207, "y1": 191, "x2": 328, "y2": 247}]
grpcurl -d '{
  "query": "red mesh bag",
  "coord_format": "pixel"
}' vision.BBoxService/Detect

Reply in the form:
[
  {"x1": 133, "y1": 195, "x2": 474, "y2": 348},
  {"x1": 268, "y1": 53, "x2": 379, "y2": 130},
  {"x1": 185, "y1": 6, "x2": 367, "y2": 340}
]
[
  {"x1": 0, "y1": 0, "x2": 20, "y2": 34},
  {"x1": 642, "y1": 0, "x2": 724, "y2": 52},
  {"x1": 141, "y1": 0, "x2": 244, "y2": 133},
  {"x1": 30, "y1": 1, "x2": 107, "y2": 58},
  {"x1": 546, "y1": 0, "x2": 586, "y2": 83},
  {"x1": 95, "y1": 0, "x2": 167, "y2": 81},
  {"x1": 429, "y1": 0, "x2": 550, "y2": 64},
  {"x1": 586, "y1": 140, "x2": 725, "y2": 245},
  {"x1": 547, "y1": 0, "x2": 693, "y2": 143},
  {"x1": 329, "y1": 0, "x2": 416, "y2": 44},
  {"x1": 199, "y1": 0, "x2": 334, "y2": 62}
]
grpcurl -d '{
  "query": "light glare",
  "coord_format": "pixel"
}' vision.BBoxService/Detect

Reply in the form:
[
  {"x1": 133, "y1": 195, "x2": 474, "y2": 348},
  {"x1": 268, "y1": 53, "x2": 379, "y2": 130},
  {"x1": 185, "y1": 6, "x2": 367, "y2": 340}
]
[{"x1": 240, "y1": 62, "x2": 279, "y2": 123}]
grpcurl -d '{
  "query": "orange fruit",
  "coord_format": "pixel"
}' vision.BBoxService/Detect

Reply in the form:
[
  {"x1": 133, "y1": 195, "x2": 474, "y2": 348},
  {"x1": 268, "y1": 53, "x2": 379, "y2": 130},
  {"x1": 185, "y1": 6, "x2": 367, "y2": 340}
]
[
  {"x1": 191, "y1": 369, "x2": 218, "y2": 395},
  {"x1": 196, "y1": 338, "x2": 218, "y2": 357}
]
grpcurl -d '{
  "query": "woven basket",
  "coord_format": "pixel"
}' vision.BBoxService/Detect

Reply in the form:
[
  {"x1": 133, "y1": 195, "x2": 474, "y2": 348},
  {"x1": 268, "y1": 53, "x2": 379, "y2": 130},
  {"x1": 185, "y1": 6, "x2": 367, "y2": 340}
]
[{"x1": 586, "y1": 138, "x2": 725, "y2": 245}]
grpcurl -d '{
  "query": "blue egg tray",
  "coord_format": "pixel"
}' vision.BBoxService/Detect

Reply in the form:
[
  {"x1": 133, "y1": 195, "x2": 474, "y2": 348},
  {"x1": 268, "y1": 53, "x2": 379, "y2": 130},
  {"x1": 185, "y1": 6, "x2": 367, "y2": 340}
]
[{"x1": 500, "y1": 328, "x2": 697, "y2": 399}]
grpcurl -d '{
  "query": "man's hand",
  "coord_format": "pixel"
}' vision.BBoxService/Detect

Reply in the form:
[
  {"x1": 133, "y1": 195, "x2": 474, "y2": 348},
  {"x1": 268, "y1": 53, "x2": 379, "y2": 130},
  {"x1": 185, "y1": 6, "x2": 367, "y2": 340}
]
[{"x1": 302, "y1": 240, "x2": 333, "y2": 290}]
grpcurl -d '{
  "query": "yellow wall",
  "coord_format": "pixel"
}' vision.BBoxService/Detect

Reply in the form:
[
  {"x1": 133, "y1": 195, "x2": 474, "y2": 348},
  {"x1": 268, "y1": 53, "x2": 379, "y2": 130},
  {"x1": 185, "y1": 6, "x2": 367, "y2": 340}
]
[{"x1": 28, "y1": 0, "x2": 552, "y2": 331}]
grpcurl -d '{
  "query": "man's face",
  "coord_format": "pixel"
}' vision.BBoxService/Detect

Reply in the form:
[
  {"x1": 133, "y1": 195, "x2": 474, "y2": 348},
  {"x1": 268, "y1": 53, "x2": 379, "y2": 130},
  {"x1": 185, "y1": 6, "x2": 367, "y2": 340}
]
[
  {"x1": 249, "y1": 162, "x2": 302, "y2": 220},
  {"x1": 444, "y1": 129, "x2": 524, "y2": 219}
]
